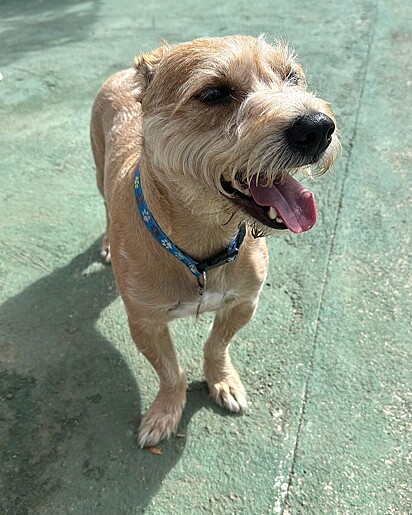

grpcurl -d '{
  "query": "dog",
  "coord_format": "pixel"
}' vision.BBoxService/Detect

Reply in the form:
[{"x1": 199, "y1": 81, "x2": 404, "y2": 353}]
[{"x1": 90, "y1": 35, "x2": 339, "y2": 447}]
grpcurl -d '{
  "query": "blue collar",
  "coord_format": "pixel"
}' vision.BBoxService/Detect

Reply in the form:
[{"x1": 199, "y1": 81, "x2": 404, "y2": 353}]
[{"x1": 134, "y1": 163, "x2": 246, "y2": 279}]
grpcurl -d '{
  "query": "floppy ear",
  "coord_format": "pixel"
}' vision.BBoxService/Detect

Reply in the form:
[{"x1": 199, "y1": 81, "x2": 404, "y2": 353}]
[{"x1": 133, "y1": 44, "x2": 170, "y2": 100}]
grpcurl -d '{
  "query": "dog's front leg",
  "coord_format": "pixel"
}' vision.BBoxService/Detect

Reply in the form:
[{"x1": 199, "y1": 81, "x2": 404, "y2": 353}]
[
  {"x1": 129, "y1": 319, "x2": 187, "y2": 448},
  {"x1": 203, "y1": 299, "x2": 258, "y2": 413}
]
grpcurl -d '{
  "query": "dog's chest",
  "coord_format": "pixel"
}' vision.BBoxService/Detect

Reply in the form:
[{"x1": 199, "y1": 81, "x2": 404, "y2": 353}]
[{"x1": 168, "y1": 290, "x2": 237, "y2": 318}]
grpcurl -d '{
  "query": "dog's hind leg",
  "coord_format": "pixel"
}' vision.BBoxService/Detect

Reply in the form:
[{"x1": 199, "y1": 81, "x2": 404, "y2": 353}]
[
  {"x1": 129, "y1": 319, "x2": 187, "y2": 448},
  {"x1": 203, "y1": 299, "x2": 258, "y2": 413},
  {"x1": 99, "y1": 201, "x2": 111, "y2": 263},
  {"x1": 90, "y1": 102, "x2": 111, "y2": 263}
]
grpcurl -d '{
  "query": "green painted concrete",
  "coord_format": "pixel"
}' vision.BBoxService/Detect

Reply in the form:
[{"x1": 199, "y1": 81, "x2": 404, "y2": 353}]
[{"x1": 0, "y1": 0, "x2": 411, "y2": 513}]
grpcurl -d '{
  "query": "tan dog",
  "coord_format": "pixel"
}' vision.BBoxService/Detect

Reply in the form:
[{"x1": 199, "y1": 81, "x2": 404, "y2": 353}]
[{"x1": 90, "y1": 35, "x2": 339, "y2": 447}]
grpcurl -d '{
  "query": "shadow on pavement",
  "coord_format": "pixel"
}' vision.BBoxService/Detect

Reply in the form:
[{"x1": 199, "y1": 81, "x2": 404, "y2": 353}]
[{"x1": 0, "y1": 241, "x2": 221, "y2": 513}]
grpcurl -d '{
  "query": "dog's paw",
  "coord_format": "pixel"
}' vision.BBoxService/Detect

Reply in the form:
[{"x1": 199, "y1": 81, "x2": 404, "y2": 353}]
[
  {"x1": 100, "y1": 236, "x2": 111, "y2": 264},
  {"x1": 137, "y1": 395, "x2": 186, "y2": 448},
  {"x1": 100, "y1": 243, "x2": 112, "y2": 264},
  {"x1": 208, "y1": 374, "x2": 248, "y2": 413},
  {"x1": 101, "y1": 246, "x2": 111, "y2": 264}
]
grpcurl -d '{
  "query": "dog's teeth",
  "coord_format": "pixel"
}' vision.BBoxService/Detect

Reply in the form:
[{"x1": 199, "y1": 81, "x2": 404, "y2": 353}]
[
  {"x1": 244, "y1": 188, "x2": 251, "y2": 196},
  {"x1": 268, "y1": 207, "x2": 278, "y2": 220},
  {"x1": 276, "y1": 216, "x2": 283, "y2": 223}
]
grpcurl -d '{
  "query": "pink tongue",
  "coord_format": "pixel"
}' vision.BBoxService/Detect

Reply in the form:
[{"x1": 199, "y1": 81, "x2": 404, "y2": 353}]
[{"x1": 249, "y1": 176, "x2": 317, "y2": 233}]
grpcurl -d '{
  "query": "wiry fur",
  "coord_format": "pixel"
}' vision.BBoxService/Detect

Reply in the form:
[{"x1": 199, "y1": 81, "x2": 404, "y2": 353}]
[{"x1": 90, "y1": 35, "x2": 339, "y2": 447}]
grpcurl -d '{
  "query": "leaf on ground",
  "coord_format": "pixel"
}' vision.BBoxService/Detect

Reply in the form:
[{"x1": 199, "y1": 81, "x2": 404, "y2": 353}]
[{"x1": 148, "y1": 446, "x2": 163, "y2": 455}]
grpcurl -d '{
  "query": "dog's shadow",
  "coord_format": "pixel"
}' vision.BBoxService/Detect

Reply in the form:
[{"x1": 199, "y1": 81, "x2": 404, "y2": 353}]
[{"x1": 0, "y1": 240, "x2": 221, "y2": 513}]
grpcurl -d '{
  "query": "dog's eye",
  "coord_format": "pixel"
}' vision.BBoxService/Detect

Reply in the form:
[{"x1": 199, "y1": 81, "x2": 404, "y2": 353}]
[
  {"x1": 285, "y1": 70, "x2": 300, "y2": 86},
  {"x1": 197, "y1": 86, "x2": 234, "y2": 105}
]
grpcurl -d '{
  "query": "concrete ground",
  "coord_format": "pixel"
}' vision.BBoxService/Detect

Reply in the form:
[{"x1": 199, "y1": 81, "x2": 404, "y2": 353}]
[{"x1": 0, "y1": 0, "x2": 411, "y2": 513}]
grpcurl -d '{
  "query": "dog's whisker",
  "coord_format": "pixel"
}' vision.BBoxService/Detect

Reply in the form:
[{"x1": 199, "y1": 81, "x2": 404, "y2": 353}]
[{"x1": 222, "y1": 212, "x2": 236, "y2": 226}]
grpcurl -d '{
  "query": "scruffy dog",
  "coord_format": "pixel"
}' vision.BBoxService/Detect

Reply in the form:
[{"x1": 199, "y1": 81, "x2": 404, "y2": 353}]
[{"x1": 90, "y1": 35, "x2": 339, "y2": 447}]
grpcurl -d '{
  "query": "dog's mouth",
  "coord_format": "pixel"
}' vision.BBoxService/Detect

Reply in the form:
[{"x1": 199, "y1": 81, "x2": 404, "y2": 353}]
[{"x1": 222, "y1": 174, "x2": 317, "y2": 233}]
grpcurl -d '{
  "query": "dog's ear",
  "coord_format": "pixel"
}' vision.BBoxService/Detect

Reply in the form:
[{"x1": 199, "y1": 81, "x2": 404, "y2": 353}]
[{"x1": 133, "y1": 45, "x2": 169, "y2": 100}]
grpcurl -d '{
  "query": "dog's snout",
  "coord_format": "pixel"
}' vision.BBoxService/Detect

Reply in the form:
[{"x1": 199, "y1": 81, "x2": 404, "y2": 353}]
[{"x1": 286, "y1": 112, "x2": 335, "y2": 156}]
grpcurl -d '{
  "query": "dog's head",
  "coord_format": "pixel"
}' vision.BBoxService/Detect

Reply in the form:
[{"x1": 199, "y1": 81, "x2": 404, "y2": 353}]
[{"x1": 134, "y1": 35, "x2": 340, "y2": 235}]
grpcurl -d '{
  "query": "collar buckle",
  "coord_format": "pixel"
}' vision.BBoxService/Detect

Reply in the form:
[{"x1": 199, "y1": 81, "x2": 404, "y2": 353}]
[
  {"x1": 196, "y1": 223, "x2": 246, "y2": 273},
  {"x1": 196, "y1": 247, "x2": 239, "y2": 273}
]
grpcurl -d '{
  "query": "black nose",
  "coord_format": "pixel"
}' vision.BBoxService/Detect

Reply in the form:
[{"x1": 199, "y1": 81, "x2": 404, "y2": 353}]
[{"x1": 286, "y1": 112, "x2": 335, "y2": 156}]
